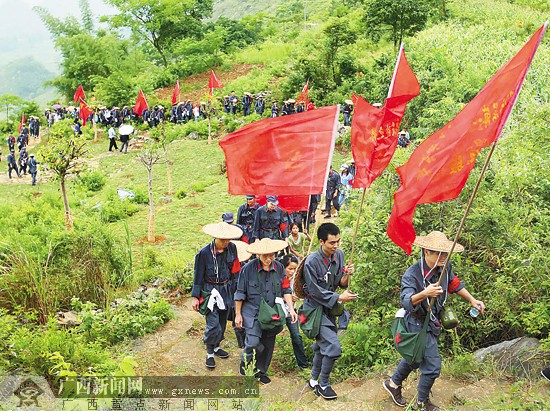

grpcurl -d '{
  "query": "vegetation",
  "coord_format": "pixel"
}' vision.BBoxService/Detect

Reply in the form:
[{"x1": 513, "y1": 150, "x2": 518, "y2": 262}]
[{"x1": 0, "y1": 0, "x2": 548, "y2": 407}]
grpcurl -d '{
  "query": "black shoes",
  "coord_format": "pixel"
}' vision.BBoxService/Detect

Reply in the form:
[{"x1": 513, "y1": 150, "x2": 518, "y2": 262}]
[
  {"x1": 205, "y1": 356, "x2": 215, "y2": 368},
  {"x1": 415, "y1": 399, "x2": 439, "y2": 411},
  {"x1": 214, "y1": 348, "x2": 229, "y2": 358},
  {"x1": 257, "y1": 374, "x2": 271, "y2": 385},
  {"x1": 542, "y1": 366, "x2": 550, "y2": 381},
  {"x1": 383, "y1": 379, "x2": 407, "y2": 407},
  {"x1": 308, "y1": 381, "x2": 320, "y2": 396},
  {"x1": 316, "y1": 385, "x2": 337, "y2": 400}
]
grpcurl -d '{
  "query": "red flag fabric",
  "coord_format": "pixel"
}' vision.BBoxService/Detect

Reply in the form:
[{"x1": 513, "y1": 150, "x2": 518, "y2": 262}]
[
  {"x1": 297, "y1": 79, "x2": 310, "y2": 107},
  {"x1": 73, "y1": 84, "x2": 86, "y2": 103},
  {"x1": 79, "y1": 99, "x2": 94, "y2": 126},
  {"x1": 208, "y1": 70, "x2": 223, "y2": 95},
  {"x1": 133, "y1": 89, "x2": 149, "y2": 116},
  {"x1": 351, "y1": 45, "x2": 420, "y2": 189},
  {"x1": 256, "y1": 195, "x2": 310, "y2": 212},
  {"x1": 171, "y1": 81, "x2": 180, "y2": 105},
  {"x1": 387, "y1": 23, "x2": 547, "y2": 254},
  {"x1": 219, "y1": 105, "x2": 340, "y2": 196},
  {"x1": 18, "y1": 112, "x2": 26, "y2": 133}
]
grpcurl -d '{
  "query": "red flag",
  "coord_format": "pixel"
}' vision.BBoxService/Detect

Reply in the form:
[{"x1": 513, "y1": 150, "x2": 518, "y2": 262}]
[
  {"x1": 256, "y1": 195, "x2": 310, "y2": 212},
  {"x1": 387, "y1": 23, "x2": 547, "y2": 254},
  {"x1": 208, "y1": 70, "x2": 223, "y2": 96},
  {"x1": 18, "y1": 112, "x2": 26, "y2": 133},
  {"x1": 133, "y1": 89, "x2": 149, "y2": 116},
  {"x1": 297, "y1": 79, "x2": 310, "y2": 107},
  {"x1": 79, "y1": 99, "x2": 94, "y2": 126},
  {"x1": 171, "y1": 80, "x2": 180, "y2": 105},
  {"x1": 219, "y1": 105, "x2": 340, "y2": 196},
  {"x1": 73, "y1": 84, "x2": 86, "y2": 103},
  {"x1": 351, "y1": 44, "x2": 420, "y2": 189}
]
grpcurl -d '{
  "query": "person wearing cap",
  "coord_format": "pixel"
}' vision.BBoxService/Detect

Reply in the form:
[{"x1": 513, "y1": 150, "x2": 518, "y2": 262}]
[
  {"x1": 230, "y1": 91, "x2": 239, "y2": 115},
  {"x1": 324, "y1": 166, "x2": 341, "y2": 218},
  {"x1": 192, "y1": 222, "x2": 243, "y2": 369},
  {"x1": 237, "y1": 196, "x2": 260, "y2": 243},
  {"x1": 7, "y1": 132, "x2": 16, "y2": 151},
  {"x1": 7, "y1": 149, "x2": 19, "y2": 178},
  {"x1": 242, "y1": 92, "x2": 252, "y2": 116},
  {"x1": 302, "y1": 222, "x2": 357, "y2": 400},
  {"x1": 383, "y1": 231, "x2": 485, "y2": 411},
  {"x1": 18, "y1": 147, "x2": 29, "y2": 175},
  {"x1": 254, "y1": 95, "x2": 265, "y2": 116},
  {"x1": 28, "y1": 153, "x2": 39, "y2": 186},
  {"x1": 223, "y1": 96, "x2": 231, "y2": 114},
  {"x1": 235, "y1": 238, "x2": 298, "y2": 384},
  {"x1": 342, "y1": 100, "x2": 353, "y2": 126},
  {"x1": 16, "y1": 133, "x2": 26, "y2": 151},
  {"x1": 222, "y1": 212, "x2": 248, "y2": 243},
  {"x1": 338, "y1": 164, "x2": 353, "y2": 211},
  {"x1": 20, "y1": 123, "x2": 29, "y2": 146},
  {"x1": 252, "y1": 195, "x2": 288, "y2": 243}
]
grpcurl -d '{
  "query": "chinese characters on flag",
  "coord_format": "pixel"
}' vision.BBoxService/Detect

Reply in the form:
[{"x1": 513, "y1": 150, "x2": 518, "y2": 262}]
[
  {"x1": 387, "y1": 23, "x2": 548, "y2": 254},
  {"x1": 351, "y1": 44, "x2": 420, "y2": 189}
]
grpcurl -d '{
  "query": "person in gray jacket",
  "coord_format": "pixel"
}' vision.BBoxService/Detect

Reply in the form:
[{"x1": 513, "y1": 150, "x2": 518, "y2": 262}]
[{"x1": 235, "y1": 238, "x2": 297, "y2": 385}]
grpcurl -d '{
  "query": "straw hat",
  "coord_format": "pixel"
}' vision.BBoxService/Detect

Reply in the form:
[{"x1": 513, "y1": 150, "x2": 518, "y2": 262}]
[
  {"x1": 231, "y1": 240, "x2": 252, "y2": 262},
  {"x1": 345, "y1": 99, "x2": 353, "y2": 105},
  {"x1": 246, "y1": 238, "x2": 288, "y2": 255},
  {"x1": 202, "y1": 222, "x2": 243, "y2": 239},
  {"x1": 288, "y1": 99, "x2": 296, "y2": 104},
  {"x1": 412, "y1": 231, "x2": 464, "y2": 253}
]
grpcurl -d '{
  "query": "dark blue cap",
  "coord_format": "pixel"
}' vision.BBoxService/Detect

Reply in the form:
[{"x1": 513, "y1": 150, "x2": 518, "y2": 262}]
[{"x1": 222, "y1": 212, "x2": 234, "y2": 223}]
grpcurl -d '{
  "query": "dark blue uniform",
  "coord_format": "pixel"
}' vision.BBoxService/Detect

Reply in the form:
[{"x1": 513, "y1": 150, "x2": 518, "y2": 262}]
[
  {"x1": 237, "y1": 201, "x2": 260, "y2": 243},
  {"x1": 252, "y1": 205, "x2": 288, "y2": 242},
  {"x1": 325, "y1": 170, "x2": 341, "y2": 217}
]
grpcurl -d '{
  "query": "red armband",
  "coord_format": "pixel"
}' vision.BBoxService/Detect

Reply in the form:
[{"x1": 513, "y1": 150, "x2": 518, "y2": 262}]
[
  {"x1": 448, "y1": 275, "x2": 461, "y2": 293},
  {"x1": 282, "y1": 277, "x2": 291, "y2": 289},
  {"x1": 279, "y1": 222, "x2": 287, "y2": 232},
  {"x1": 231, "y1": 259, "x2": 241, "y2": 274}
]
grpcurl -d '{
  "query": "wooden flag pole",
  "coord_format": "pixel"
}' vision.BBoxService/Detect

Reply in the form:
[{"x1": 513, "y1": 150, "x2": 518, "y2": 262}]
[
  {"x1": 425, "y1": 140, "x2": 498, "y2": 313},
  {"x1": 347, "y1": 187, "x2": 368, "y2": 290}
]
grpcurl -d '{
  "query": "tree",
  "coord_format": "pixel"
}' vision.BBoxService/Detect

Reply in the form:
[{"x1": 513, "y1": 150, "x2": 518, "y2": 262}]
[
  {"x1": 323, "y1": 18, "x2": 357, "y2": 85},
  {"x1": 105, "y1": 0, "x2": 214, "y2": 67},
  {"x1": 136, "y1": 139, "x2": 167, "y2": 243},
  {"x1": 363, "y1": 0, "x2": 429, "y2": 49},
  {"x1": 38, "y1": 120, "x2": 88, "y2": 230}
]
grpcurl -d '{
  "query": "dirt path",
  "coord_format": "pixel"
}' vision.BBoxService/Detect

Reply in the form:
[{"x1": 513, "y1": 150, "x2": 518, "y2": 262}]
[
  {"x1": 131, "y1": 300, "x2": 518, "y2": 410},
  {"x1": 0, "y1": 132, "x2": 43, "y2": 185}
]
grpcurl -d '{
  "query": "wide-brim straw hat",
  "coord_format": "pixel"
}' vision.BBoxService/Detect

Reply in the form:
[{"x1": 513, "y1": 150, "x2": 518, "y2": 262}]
[
  {"x1": 231, "y1": 240, "x2": 252, "y2": 262},
  {"x1": 412, "y1": 231, "x2": 464, "y2": 253},
  {"x1": 202, "y1": 222, "x2": 243, "y2": 239},
  {"x1": 246, "y1": 238, "x2": 288, "y2": 255},
  {"x1": 345, "y1": 99, "x2": 353, "y2": 105},
  {"x1": 288, "y1": 99, "x2": 296, "y2": 104}
]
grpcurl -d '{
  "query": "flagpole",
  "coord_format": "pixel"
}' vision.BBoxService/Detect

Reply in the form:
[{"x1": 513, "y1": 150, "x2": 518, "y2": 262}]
[
  {"x1": 387, "y1": 43, "x2": 404, "y2": 99},
  {"x1": 347, "y1": 186, "x2": 368, "y2": 290}
]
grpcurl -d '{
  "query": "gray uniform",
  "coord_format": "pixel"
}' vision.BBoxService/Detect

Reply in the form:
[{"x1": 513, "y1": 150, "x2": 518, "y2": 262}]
[
  {"x1": 193, "y1": 241, "x2": 240, "y2": 354},
  {"x1": 302, "y1": 248, "x2": 346, "y2": 386},
  {"x1": 391, "y1": 259, "x2": 464, "y2": 403},
  {"x1": 234, "y1": 258, "x2": 291, "y2": 377}
]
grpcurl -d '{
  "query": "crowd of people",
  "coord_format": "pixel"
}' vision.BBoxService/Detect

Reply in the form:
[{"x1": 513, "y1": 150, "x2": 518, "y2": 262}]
[{"x1": 4, "y1": 124, "x2": 39, "y2": 185}]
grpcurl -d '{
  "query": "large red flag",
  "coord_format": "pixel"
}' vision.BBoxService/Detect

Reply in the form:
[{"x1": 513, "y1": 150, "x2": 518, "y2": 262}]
[
  {"x1": 133, "y1": 89, "x2": 149, "y2": 116},
  {"x1": 79, "y1": 99, "x2": 94, "y2": 126},
  {"x1": 351, "y1": 44, "x2": 420, "y2": 188},
  {"x1": 297, "y1": 79, "x2": 310, "y2": 107},
  {"x1": 387, "y1": 23, "x2": 547, "y2": 254},
  {"x1": 73, "y1": 84, "x2": 86, "y2": 103},
  {"x1": 256, "y1": 195, "x2": 310, "y2": 212},
  {"x1": 208, "y1": 70, "x2": 223, "y2": 96},
  {"x1": 18, "y1": 112, "x2": 26, "y2": 133},
  {"x1": 219, "y1": 105, "x2": 339, "y2": 196},
  {"x1": 171, "y1": 80, "x2": 180, "y2": 105}
]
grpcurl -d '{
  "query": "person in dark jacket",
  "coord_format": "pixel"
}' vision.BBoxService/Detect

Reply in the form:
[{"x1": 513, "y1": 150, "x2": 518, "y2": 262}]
[
  {"x1": 192, "y1": 222, "x2": 243, "y2": 369},
  {"x1": 383, "y1": 231, "x2": 485, "y2": 411}
]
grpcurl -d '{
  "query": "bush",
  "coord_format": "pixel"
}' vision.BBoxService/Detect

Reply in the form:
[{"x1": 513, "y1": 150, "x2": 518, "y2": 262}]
[{"x1": 78, "y1": 171, "x2": 107, "y2": 192}]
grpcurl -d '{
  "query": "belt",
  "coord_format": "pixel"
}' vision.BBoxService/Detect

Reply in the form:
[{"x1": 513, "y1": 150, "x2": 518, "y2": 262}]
[
  {"x1": 262, "y1": 228, "x2": 278, "y2": 232},
  {"x1": 206, "y1": 280, "x2": 229, "y2": 286}
]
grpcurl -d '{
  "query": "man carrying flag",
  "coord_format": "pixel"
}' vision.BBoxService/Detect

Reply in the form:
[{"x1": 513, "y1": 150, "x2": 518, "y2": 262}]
[{"x1": 387, "y1": 23, "x2": 548, "y2": 254}]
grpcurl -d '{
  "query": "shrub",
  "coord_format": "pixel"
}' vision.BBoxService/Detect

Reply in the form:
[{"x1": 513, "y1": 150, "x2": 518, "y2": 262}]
[{"x1": 78, "y1": 171, "x2": 107, "y2": 192}]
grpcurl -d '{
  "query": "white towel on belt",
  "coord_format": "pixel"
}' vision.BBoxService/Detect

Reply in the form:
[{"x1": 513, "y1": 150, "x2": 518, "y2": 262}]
[
  {"x1": 275, "y1": 297, "x2": 289, "y2": 317},
  {"x1": 207, "y1": 288, "x2": 226, "y2": 311}
]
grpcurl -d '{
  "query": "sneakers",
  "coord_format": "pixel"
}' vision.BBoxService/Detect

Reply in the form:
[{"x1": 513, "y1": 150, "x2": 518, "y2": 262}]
[
  {"x1": 542, "y1": 366, "x2": 550, "y2": 382},
  {"x1": 257, "y1": 374, "x2": 271, "y2": 385},
  {"x1": 415, "y1": 399, "x2": 439, "y2": 411},
  {"x1": 316, "y1": 385, "x2": 337, "y2": 400},
  {"x1": 205, "y1": 356, "x2": 215, "y2": 368},
  {"x1": 214, "y1": 348, "x2": 229, "y2": 358},
  {"x1": 383, "y1": 379, "x2": 407, "y2": 407}
]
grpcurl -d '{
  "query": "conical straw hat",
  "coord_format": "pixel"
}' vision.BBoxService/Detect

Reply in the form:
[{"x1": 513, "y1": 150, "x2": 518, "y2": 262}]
[
  {"x1": 231, "y1": 240, "x2": 252, "y2": 262},
  {"x1": 246, "y1": 238, "x2": 288, "y2": 255},
  {"x1": 412, "y1": 231, "x2": 464, "y2": 253},
  {"x1": 202, "y1": 222, "x2": 243, "y2": 239}
]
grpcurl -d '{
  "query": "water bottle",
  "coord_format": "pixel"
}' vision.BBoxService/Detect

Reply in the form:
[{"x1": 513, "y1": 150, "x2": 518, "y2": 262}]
[{"x1": 469, "y1": 304, "x2": 482, "y2": 318}]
